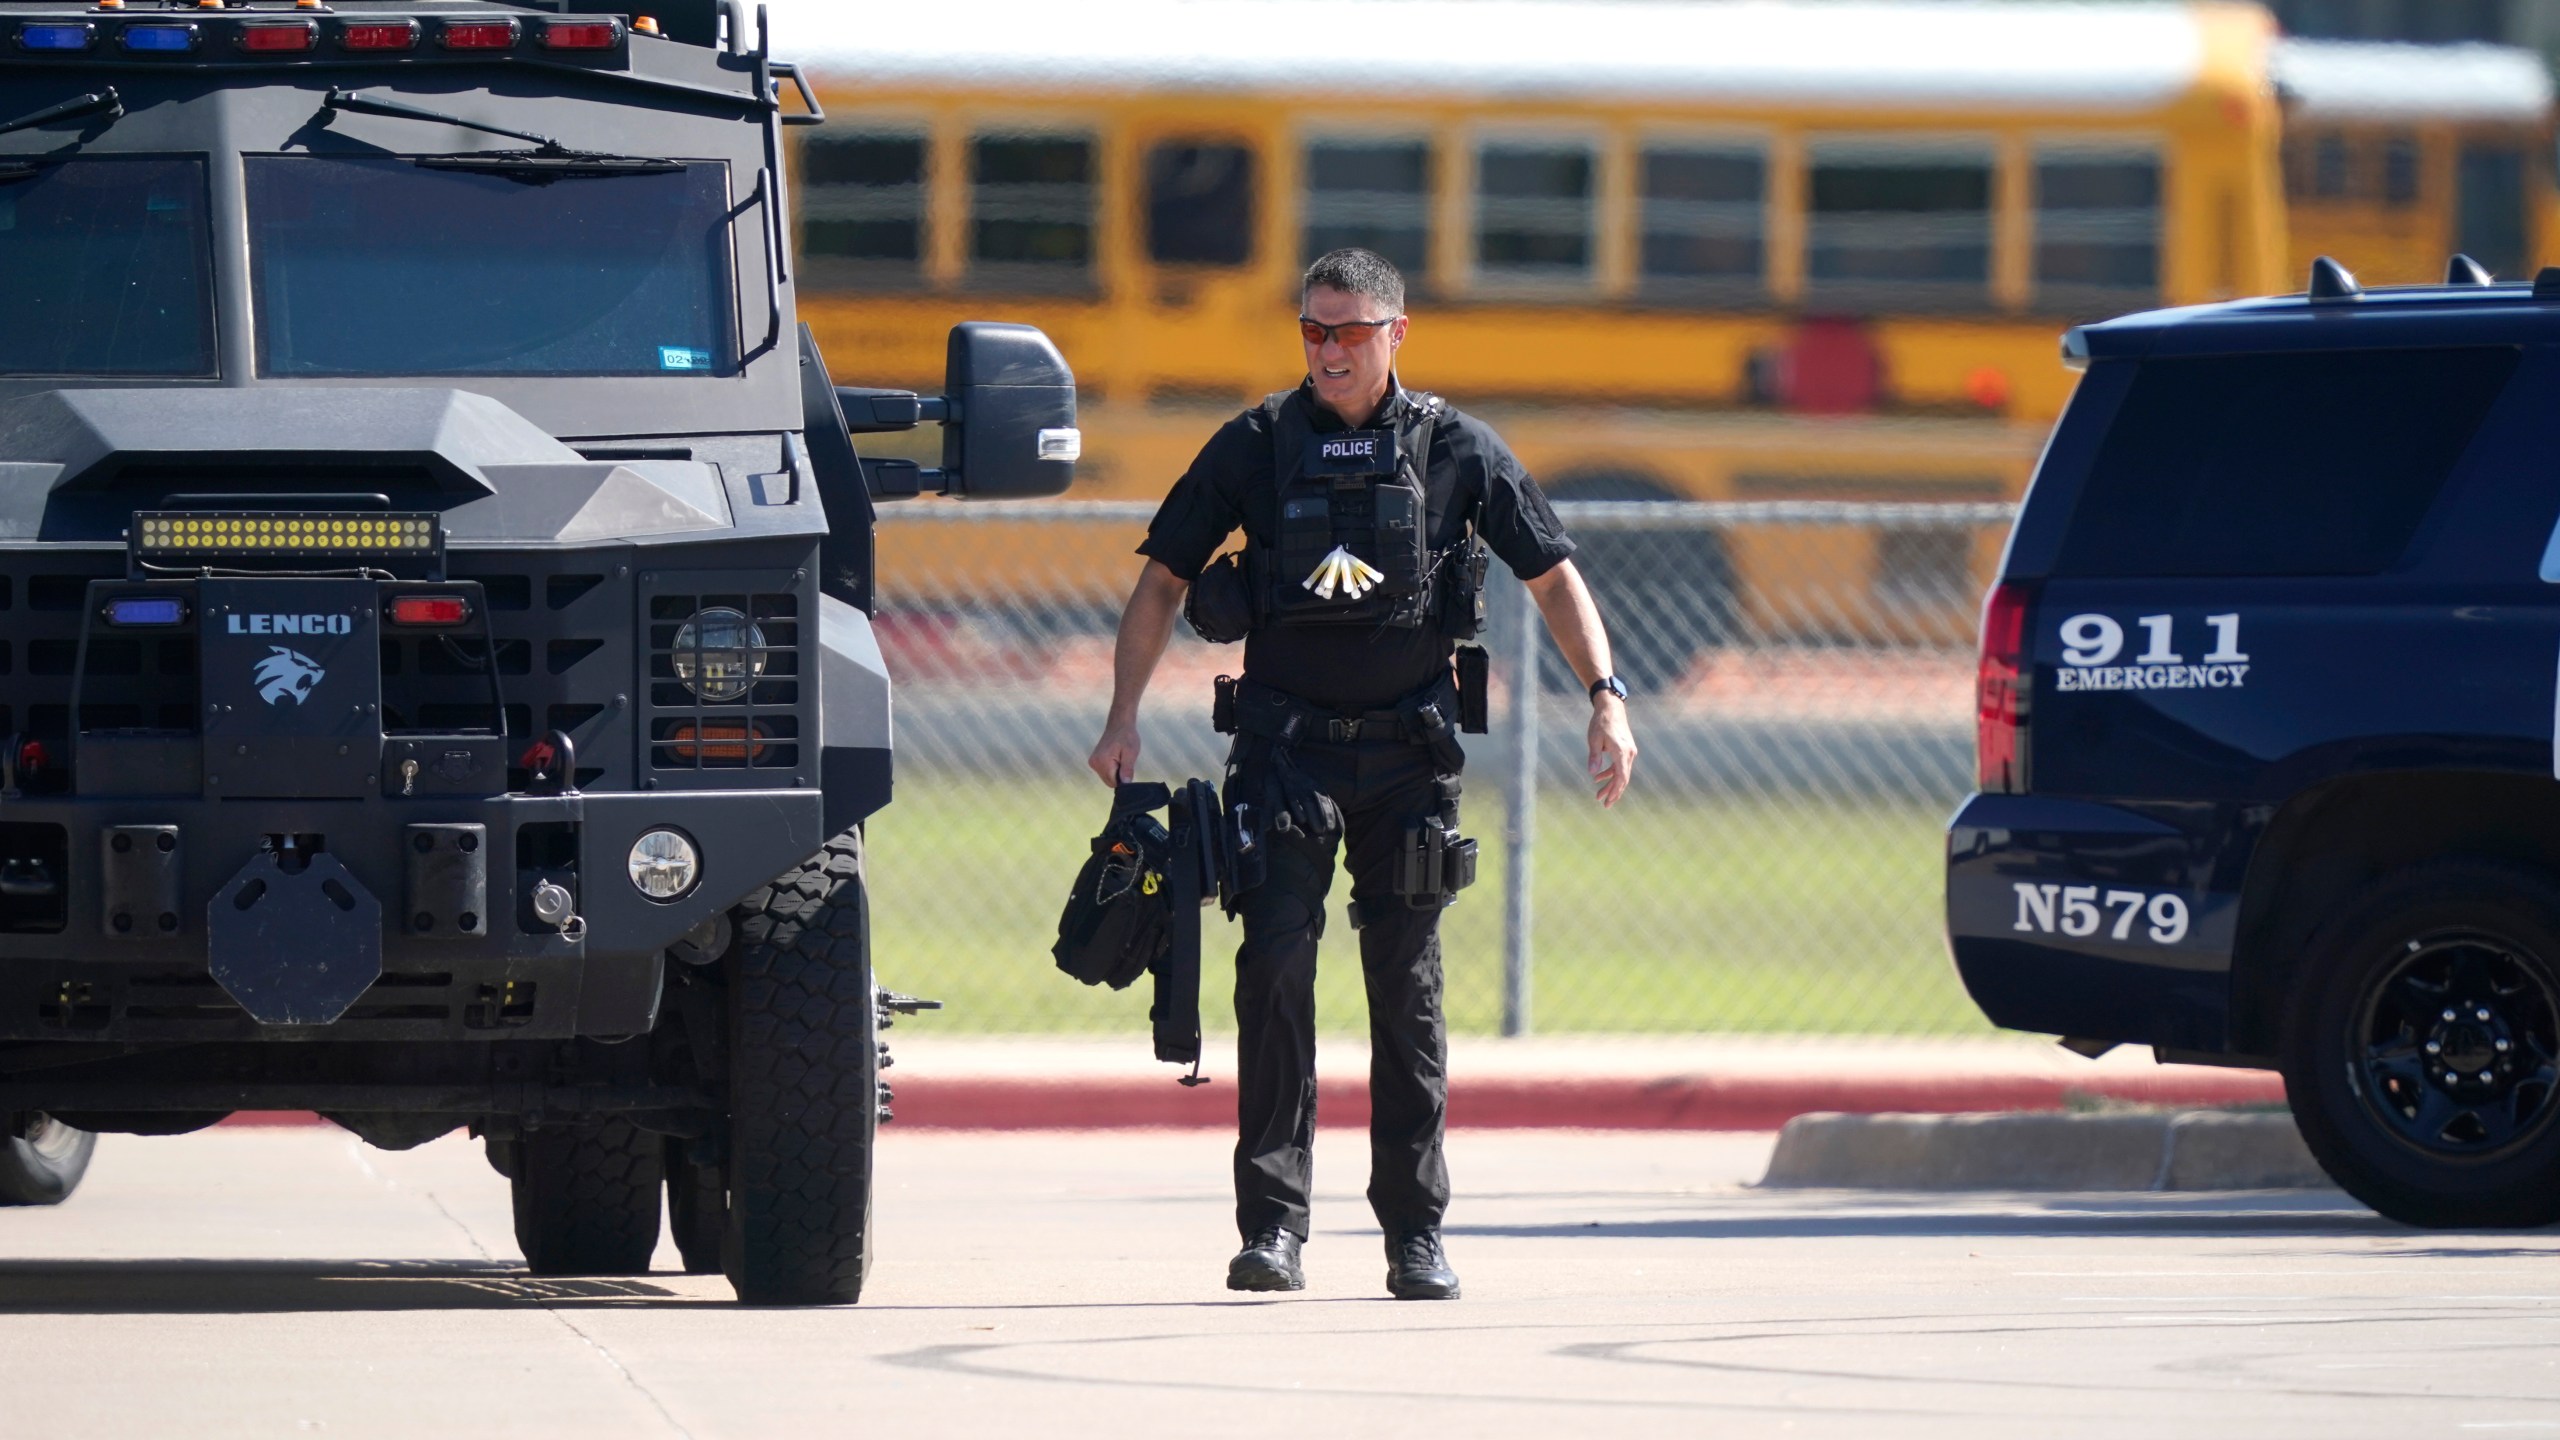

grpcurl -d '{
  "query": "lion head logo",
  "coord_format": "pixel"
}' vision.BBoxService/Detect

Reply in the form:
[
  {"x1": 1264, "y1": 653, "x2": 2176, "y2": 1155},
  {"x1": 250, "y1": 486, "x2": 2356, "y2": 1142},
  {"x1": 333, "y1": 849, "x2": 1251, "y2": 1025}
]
[{"x1": 253, "y1": 647, "x2": 325, "y2": 707}]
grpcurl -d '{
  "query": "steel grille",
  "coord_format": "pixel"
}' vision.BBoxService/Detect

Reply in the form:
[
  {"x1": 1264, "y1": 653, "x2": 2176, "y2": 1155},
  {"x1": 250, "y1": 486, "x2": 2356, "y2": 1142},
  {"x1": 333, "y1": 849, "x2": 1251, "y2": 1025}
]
[
  {"x1": 0, "y1": 553, "x2": 152, "y2": 753},
  {"x1": 439, "y1": 559, "x2": 630, "y2": 793},
  {"x1": 642, "y1": 571, "x2": 805, "y2": 784}
]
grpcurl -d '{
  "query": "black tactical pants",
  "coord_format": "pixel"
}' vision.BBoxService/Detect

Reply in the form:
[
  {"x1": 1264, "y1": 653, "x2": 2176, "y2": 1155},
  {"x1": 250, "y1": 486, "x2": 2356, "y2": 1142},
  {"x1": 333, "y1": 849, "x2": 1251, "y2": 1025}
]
[{"x1": 1228, "y1": 733, "x2": 1454, "y2": 1243}]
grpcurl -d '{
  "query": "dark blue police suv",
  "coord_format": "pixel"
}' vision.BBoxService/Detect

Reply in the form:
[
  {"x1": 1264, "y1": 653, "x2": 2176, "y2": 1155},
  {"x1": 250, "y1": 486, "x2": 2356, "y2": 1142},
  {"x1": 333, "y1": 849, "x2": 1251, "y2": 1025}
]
[{"x1": 1948, "y1": 256, "x2": 2560, "y2": 1228}]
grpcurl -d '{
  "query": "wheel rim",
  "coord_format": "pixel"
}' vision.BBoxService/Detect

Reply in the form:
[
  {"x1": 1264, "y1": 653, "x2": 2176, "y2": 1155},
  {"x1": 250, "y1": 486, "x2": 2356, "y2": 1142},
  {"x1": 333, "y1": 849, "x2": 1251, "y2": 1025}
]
[{"x1": 2350, "y1": 931, "x2": 2560, "y2": 1159}]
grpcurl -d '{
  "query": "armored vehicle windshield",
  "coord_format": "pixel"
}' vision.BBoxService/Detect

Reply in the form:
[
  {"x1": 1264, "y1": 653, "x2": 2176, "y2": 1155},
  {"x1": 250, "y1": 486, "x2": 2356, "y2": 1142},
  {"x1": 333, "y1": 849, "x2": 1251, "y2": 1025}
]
[{"x1": 248, "y1": 154, "x2": 739, "y2": 377}]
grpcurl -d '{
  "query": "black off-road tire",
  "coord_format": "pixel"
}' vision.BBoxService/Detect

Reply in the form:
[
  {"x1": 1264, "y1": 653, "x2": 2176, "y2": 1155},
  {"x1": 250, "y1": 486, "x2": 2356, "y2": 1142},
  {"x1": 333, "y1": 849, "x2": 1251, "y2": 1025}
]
[
  {"x1": 0, "y1": 1115, "x2": 94, "y2": 1206},
  {"x1": 510, "y1": 1119, "x2": 665, "y2": 1275},
  {"x1": 666, "y1": 1138, "x2": 726, "y2": 1276},
  {"x1": 724, "y1": 829, "x2": 879, "y2": 1306},
  {"x1": 2281, "y1": 860, "x2": 2560, "y2": 1229}
]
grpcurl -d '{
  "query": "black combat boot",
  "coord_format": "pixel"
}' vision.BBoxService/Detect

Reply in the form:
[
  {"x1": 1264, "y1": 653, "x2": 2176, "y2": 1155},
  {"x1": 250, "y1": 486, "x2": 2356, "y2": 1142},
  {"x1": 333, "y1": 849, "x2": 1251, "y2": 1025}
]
[
  {"x1": 1227, "y1": 1225, "x2": 1305, "y2": 1292},
  {"x1": 1385, "y1": 1229, "x2": 1460, "y2": 1300}
]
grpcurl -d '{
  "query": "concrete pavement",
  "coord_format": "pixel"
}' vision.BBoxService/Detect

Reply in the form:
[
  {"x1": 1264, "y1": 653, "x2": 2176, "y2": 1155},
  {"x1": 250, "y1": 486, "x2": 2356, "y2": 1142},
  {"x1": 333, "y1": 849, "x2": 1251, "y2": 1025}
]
[{"x1": 5, "y1": 1126, "x2": 2560, "y2": 1436}]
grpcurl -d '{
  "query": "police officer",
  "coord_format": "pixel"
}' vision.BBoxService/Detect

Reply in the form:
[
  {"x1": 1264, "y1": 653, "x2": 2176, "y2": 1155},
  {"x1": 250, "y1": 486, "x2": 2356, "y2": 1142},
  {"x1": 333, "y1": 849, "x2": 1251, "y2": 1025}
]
[{"x1": 1088, "y1": 248, "x2": 1637, "y2": 1300}]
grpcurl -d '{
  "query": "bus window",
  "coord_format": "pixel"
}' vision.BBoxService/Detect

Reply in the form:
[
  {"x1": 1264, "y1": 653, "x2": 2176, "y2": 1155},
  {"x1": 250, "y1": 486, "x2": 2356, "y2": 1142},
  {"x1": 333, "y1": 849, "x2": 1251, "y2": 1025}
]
[
  {"x1": 969, "y1": 132, "x2": 1096, "y2": 288},
  {"x1": 1474, "y1": 141, "x2": 1596, "y2": 286},
  {"x1": 2458, "y1": 143, "x2": 2528, "y2": 279},
  {"x1": 1145, "y1": 142, "x2": 1256, "y2": 266},
  {"x1": 1303, "y1": 139, "x2": 1431, "y2": 275},
  {"x1": 2313, "y1": 131, "x2": 2352, "y2": 198},
  {"x1": 799, "y1": 132, "x2": 926, "y2": 287},
  {"x1": 1639, "y1": 143, "x2": 1766, "y2": 303},
  {"x1": 1805, "y1": 142, "x2": 1993, "y2": 310},
  {"x1": 2382, "y1": 132, "x2": 2422, "y2": 206},
  {"x1": 2033, "y1": 148, "x2": 2159, "y2": 313}
]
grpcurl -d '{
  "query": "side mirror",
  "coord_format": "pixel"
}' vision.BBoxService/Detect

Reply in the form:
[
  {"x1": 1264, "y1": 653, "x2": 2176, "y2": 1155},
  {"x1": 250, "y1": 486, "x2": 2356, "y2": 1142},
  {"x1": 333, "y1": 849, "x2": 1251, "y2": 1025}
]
[
  {"x1": 831, "y1": 322, "x2": 1078, "y2": 499},
  {"x1": 940, "y1": 322, "x2": 1078, "y2": 499}
]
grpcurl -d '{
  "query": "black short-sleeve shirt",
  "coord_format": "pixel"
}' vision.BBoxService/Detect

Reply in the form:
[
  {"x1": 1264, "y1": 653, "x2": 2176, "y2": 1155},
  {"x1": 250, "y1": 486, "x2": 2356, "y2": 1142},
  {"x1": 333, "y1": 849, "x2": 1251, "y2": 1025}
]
[{"x1": 1139, "y1": 379, "x2": 1576, "y2": 711}]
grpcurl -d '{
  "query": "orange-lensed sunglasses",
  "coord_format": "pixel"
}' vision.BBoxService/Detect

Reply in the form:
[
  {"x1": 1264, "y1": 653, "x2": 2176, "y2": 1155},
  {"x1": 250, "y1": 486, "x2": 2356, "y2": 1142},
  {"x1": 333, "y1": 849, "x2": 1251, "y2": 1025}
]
[{"x1": 1298, "y1": 316, "x2": 1401, "y2": 347}]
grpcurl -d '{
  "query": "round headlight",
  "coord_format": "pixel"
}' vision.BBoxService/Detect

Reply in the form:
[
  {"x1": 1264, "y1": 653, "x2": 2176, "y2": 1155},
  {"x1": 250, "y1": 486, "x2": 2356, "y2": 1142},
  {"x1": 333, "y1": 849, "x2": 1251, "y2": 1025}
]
[
  {"x1": 670, "y1": 606, "x2": 766, "y2": 702},
  {"x1": 628, "y1": 828, "x2": 701, "y2": 901}
]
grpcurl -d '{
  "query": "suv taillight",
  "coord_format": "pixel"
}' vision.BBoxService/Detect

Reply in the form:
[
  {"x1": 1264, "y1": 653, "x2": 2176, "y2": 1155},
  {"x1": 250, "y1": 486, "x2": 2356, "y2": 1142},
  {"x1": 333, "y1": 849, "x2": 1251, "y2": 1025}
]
[{"x1": 1976, "y1": 580, "x2": 2033, "y2": 793}]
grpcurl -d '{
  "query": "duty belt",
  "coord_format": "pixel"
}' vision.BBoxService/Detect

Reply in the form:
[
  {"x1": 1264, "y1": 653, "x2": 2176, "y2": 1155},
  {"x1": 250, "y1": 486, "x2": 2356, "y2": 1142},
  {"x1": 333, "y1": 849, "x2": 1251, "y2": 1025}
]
[{"x1": 1227, "y1": 676, "x2": 1457, "y2": 747}]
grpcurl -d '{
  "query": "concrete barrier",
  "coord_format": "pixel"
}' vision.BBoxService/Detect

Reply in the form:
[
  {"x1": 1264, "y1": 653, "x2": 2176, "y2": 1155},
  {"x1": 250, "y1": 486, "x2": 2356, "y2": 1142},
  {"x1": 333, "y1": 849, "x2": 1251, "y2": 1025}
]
[{"x1": 1761, "y1": 1110, "x2": 2332, "y2": 1191}]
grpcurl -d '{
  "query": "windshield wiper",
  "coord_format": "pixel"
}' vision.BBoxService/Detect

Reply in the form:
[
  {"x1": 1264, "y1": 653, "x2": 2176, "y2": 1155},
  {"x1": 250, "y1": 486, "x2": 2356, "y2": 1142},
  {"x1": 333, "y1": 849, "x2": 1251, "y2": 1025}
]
[
  {"x1": 0, "y1": 87, "x2": 122, "y2": 142},
  {"x1": 414, "y1": 150, "x2": 682, "y2": 181},
  {"x1": 322, "y1": 89, "x2": 678, "y2": 181}
]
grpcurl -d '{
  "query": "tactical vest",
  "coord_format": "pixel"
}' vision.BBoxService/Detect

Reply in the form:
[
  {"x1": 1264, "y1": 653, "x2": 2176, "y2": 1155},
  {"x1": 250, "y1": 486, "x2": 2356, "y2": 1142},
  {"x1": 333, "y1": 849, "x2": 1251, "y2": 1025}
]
[
  {"x1": 1183, "y1": 387, "x2": 1491, "y2": 646},
  {"x1": 1248, "y1": 387, "x2": 1443, "y2": 630}
]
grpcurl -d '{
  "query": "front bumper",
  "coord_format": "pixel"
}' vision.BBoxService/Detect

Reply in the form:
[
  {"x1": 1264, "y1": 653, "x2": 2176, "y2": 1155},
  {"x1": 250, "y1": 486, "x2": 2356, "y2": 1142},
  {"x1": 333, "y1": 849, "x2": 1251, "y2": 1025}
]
[{"x1": 0, "y1": 786, "x2": 823, "y2": 1042}]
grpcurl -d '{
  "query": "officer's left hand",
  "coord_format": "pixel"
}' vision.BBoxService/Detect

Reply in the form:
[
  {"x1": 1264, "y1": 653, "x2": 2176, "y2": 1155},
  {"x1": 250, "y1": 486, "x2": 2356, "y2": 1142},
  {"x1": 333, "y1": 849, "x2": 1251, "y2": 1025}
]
[{"x1": 1588, "y1": 695, "x2": 1636, "y2": 807}]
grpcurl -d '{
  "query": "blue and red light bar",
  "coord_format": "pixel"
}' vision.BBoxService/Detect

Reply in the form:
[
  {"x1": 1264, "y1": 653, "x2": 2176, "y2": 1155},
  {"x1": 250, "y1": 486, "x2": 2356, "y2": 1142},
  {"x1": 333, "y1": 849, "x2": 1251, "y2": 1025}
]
[{"x1": 10, "y1": 14, "x2": 629, "y2": 59}]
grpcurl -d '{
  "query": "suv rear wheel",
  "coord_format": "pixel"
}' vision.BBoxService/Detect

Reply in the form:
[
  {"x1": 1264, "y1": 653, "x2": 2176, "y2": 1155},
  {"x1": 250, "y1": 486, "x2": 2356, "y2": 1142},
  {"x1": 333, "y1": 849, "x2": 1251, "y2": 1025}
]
[
  {"x1": 510, "y1": 1119, "x2": 665, "y2": 1275},
  {"x1": 722, "y1": 829, "x2": 879, "y2": 1305},
  {"x1": 0, "y1": 1114, "x2": 94, "y2": 1206},
  {"x1": 2282, "y1": 860, "x2": 2560, "y2": 1227}
]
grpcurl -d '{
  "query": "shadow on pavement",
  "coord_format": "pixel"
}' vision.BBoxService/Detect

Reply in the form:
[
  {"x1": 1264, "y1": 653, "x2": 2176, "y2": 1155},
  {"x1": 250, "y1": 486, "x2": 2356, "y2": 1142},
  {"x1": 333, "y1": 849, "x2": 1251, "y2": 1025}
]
[
  {"x1": 1448, "y1": 1194, "x2": 2403, "y2": 1242},
  {"x1": 0, "y1": 1258, "x2": 707, "y2": 1314},
  {"x1": 0, "y1": 1258, "x2": 1367, "y2": 1316}
]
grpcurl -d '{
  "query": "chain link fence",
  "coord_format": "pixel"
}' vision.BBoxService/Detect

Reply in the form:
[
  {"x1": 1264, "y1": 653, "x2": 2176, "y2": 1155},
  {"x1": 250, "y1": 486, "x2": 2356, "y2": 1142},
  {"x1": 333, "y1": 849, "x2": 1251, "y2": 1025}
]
[{"x1": 862, "y1": 499, "x2": 2012, "y2": 1037}]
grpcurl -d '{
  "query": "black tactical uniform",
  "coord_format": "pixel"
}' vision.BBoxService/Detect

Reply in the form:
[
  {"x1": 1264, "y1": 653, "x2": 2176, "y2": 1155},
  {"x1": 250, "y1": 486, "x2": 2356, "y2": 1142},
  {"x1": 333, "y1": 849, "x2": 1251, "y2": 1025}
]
[{"x1": 1140, "y1": 378, "x2": 1574, "y2": 1246}]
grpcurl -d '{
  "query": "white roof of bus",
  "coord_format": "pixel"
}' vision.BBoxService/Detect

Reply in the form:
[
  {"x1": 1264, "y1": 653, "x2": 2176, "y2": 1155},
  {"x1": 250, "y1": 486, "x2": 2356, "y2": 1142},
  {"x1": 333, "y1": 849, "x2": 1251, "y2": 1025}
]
[
  {"x1": 2271, "y1": 40, "x2": 2554, "y2": 125},
  {"x1": 761, "y1": 0, "x2": 2214, "y2": 111}
]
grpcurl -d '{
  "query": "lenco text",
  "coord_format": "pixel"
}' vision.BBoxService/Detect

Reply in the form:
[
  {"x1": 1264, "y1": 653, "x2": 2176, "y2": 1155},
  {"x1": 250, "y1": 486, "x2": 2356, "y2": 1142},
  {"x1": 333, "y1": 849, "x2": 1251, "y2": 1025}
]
[{"x1": 227, "y1": 613, "x2": 355, "y2": 636}]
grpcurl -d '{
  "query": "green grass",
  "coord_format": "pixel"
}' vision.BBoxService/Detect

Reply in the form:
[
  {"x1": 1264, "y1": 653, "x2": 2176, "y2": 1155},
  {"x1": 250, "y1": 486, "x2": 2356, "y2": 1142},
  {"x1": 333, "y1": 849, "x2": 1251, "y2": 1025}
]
[{"x1": 866, "y1": 778, "x2": 1993, "y2": 1036}]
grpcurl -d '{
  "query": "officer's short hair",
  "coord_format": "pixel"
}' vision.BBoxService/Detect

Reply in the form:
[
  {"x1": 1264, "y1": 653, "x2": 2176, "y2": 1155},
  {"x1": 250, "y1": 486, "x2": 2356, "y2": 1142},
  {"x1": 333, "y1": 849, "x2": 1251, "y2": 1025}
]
[{"x1": 1302, "y1": 248, "x2": 1406, "y2": 316}]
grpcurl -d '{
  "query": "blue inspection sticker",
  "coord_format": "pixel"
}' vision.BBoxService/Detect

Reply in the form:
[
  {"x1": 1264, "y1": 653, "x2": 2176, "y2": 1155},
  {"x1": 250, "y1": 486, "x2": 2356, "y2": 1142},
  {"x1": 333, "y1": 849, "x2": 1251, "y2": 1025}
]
[{"x1": 658, "y1": 346, "x2": 712, "y2": 372}]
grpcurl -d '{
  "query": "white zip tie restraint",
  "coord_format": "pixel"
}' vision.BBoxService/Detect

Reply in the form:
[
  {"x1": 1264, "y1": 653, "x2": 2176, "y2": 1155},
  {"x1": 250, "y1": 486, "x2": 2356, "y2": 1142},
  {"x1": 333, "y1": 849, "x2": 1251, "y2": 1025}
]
[{"x1": 1304, "y1": 544, "x2": 1386, "y2": 600}]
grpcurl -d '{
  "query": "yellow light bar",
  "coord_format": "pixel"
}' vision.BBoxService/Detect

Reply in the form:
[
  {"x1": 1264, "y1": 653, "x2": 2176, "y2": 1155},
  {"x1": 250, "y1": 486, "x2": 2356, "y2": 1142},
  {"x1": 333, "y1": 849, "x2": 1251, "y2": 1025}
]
[{"x1": 133, "y1": 511, "x2": 442, "y2": 558}]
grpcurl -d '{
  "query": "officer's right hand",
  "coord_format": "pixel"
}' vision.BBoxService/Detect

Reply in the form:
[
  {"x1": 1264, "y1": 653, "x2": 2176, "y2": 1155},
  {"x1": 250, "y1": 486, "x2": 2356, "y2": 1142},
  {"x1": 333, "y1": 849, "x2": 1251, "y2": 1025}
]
[{"x1": 1088, "y1": 721, "x2": 1141, "y2": 787}]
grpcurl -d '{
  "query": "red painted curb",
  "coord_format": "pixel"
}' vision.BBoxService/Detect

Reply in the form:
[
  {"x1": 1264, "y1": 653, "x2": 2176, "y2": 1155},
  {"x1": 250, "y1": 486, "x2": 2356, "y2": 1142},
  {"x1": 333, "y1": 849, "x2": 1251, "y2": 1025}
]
[
  {"x1": 893, "y1": 1070, "x2": 2289, "y2": 1131},
  {"x1": 196, "y1": 1071, "x2": 2291, "y2": 1134}
]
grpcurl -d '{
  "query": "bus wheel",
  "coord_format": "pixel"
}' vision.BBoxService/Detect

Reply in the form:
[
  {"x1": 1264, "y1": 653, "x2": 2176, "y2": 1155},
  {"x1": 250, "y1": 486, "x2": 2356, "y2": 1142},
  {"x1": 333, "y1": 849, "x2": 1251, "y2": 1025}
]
[
  {"x1": 1536, "y1": 469, "x2": 1736, "y2": 691},
  {"x1": 2282, "y1": 860, "x2": 2560, "y2": 1228},
  {"x1": 722, "y1": 830, "x2": 878, "y2": 1306},
  {"x1": 0, "y1": 1114, "x2": 93, "y2": 1206},
  {"x1": 510, "y1": 1119, "x2": 665, "y2": 1275}
]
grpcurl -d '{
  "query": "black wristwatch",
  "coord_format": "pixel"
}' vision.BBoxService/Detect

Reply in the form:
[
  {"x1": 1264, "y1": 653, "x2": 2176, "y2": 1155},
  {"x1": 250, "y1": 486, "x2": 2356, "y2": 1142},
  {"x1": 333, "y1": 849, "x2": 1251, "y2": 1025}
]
[{"x1": 1589, "y1": 674, "x2": 1628, "y2": 703}]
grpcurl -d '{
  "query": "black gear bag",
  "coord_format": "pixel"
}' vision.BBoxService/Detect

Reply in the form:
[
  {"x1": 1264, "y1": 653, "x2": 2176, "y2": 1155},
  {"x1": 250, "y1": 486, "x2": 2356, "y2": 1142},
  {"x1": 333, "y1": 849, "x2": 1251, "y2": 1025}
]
[
  {"x1": 1050, "y1": 777, "x2": 1227, "y2": 1084},
  {"x1": 1051, "y1": 781, "x2": 1177, "y2": 991}
]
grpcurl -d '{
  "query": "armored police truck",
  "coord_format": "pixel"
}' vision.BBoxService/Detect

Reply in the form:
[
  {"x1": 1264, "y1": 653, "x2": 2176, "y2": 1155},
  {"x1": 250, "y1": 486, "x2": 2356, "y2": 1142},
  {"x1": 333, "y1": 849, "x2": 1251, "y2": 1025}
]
[
  {"x1": 0, "y1": 0, "x2": 1072, "y2": 1303},
  {"x1": 1949, "y1": 255, "x2": 2560, "y2": 1229}
]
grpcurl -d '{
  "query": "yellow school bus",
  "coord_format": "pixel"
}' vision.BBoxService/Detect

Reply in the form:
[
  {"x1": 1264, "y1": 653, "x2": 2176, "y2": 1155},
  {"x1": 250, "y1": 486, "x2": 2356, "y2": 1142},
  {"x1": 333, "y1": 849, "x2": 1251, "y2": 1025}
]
[
  {"x1": 2274, "y1": 39, "x2": 2557, "y2": 288},
  {"x1": 758, "y1": 0, "x2": 2536, "y2": 653}
]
